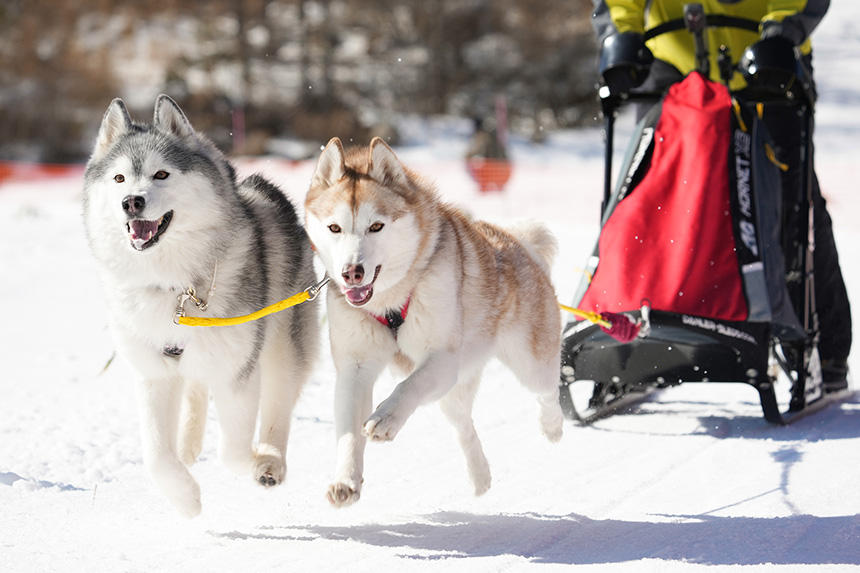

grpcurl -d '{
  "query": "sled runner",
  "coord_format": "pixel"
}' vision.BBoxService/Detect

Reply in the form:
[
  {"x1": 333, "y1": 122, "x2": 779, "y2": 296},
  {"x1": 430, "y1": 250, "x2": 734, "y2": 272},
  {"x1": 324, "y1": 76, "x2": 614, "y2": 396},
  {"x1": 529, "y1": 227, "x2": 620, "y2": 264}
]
[{"x1": 559, "y1": 11, "x2": 850, "y2": 425}]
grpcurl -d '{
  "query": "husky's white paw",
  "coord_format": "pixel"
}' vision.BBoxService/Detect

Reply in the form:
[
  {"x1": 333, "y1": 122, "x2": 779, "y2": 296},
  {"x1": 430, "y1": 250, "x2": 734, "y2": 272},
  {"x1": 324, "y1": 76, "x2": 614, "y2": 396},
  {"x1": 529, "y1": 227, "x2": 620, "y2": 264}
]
[
  {"x1": 178, "y1": 440, "x2": 203, "y2": 467},
  {"x1": 540, "y1": 401, "x2": 564, "y2": 443},
  {"x1": 153, "y1": 467, "x2": 202, "y2": 518},
  {"x1": 326, "y1": 481, "x2": 361, "y2": 507},
  {"x1": 170, "y1": 482, "x2": 203, "y2": 519},
  {"x1": 467, "y1": 448, "x2": 492, "y2": 496},
  {"x1": 254, "y1": 447, "x2": 285, "y2": 487},
  {"x1": 363, "y1": 399, "x2": 409, "y2": 441},
  {"x1": 472, "y1": 469, "x2": 492, "y2": 496},
  {"x1": 363, "y1": 415, "x2": 403, "y2": 441},
  {"x1": 148, "y1": 455, "x2": 203, "y2": 518}
]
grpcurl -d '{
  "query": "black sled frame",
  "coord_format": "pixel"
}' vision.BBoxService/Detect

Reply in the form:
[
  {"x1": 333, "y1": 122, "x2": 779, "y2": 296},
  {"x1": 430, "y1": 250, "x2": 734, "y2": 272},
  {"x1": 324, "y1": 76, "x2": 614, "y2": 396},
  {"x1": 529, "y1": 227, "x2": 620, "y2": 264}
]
[{"x1": 560, "y1": 9, "x2": 849, "y2": 425}]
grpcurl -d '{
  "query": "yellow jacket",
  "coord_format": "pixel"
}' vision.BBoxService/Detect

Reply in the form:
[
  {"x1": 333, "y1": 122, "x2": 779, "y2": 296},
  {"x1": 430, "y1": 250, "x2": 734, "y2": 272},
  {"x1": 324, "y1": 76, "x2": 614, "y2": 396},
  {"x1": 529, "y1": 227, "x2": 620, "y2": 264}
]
[{"x1": 592, "y1": 0, "x2": 829, "y2": 89}]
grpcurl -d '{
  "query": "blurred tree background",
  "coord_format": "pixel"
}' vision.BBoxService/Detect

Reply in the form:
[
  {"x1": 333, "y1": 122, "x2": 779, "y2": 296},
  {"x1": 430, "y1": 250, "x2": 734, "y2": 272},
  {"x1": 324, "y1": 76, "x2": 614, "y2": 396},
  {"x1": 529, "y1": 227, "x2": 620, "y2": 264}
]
[{"x1": 0, "y1": 0, "x2": 598, "y2": 162}]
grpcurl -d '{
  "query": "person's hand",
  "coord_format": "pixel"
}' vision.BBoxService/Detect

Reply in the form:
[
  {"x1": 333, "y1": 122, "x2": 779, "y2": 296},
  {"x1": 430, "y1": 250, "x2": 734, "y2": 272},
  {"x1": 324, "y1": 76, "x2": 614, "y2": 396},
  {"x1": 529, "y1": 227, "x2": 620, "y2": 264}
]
[
  {"x1": 599, "y1": 32, "x2": 653, "y2": 95},
  {"x1": 738, "y1": 36, "x2": 798, "y2": 94}
]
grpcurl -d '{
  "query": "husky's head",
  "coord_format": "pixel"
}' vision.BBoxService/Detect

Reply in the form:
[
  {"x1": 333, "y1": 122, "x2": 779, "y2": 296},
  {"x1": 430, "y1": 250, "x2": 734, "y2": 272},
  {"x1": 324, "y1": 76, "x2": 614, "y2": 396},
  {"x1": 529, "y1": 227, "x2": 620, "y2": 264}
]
[
  {"x1": 83, "y1": 95, "x2": 235, "y2": 261},
  {"x1": 305, "y1": 137, "x2": 426, "y2": 308}
]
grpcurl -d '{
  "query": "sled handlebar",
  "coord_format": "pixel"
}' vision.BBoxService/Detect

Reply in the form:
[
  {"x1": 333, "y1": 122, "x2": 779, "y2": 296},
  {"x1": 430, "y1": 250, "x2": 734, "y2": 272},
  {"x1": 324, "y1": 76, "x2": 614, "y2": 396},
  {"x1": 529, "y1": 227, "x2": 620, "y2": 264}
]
[
  {"x1": 598, "y1": 88, "x2": 661, "y2": 216},
  {"x1": 597, "y1": 7, "x2": 815, "y2": 217},
  {"x1": 600, "y1": 9, "x2": 815, "y2": 106}
]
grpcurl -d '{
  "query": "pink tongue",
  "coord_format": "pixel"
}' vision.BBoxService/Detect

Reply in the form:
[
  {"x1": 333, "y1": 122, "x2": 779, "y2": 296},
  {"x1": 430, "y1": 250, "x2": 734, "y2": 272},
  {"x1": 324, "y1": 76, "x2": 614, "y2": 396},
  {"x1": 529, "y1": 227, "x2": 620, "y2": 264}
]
[
  {"x1": 129, "y1": 220, "x2": 159, "y2": 241},
  {"x1": 345, "y1": 285, "x2": 372, "y2": 304}
]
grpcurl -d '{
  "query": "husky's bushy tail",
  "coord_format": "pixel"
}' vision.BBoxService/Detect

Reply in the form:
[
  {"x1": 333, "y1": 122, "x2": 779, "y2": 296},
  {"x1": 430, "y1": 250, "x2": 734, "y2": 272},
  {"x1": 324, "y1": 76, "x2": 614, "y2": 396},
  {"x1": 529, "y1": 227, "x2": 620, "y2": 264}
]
[{"x1": 508, "y1": 221, "x2": 558, "y2": 275}]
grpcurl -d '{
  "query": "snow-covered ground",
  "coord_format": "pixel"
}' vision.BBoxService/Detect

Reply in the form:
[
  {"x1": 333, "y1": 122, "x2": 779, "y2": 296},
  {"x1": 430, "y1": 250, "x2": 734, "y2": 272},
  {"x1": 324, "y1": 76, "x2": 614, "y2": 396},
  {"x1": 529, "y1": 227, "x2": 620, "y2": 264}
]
[{"x1": 2, "y1": 5, "x2": 859, "y2": 572}]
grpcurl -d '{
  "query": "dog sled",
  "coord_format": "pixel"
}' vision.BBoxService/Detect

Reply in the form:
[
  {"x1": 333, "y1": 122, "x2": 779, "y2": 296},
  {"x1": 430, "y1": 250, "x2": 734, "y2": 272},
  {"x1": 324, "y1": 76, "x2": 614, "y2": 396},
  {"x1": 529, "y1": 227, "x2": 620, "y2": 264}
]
[{"x1": 559, "y1": 8, "x2": 850, "y2": 425}]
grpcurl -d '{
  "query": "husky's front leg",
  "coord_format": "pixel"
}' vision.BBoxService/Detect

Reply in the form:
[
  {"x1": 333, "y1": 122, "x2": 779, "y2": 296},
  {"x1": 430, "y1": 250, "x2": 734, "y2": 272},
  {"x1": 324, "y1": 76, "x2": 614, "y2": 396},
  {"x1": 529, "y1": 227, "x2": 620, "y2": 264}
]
[
  {"x1": 255, "y1": 341, "x2": 308, "y2": 487},
  {"x1": 177, "y1": 381, "x2": 208, "y2": 467},
  {"x1": 328, "y1": 359, "x2": 386, "y2": 507},
  {"x1": 136, "y1": 377, "x2": 202, "y2": 518},
  {"x1": 210, "y1": 372, "x2": 260, "y2": 477},
  {"x1": 364, "y1": 349, "x2": 459, "y2": 441}
]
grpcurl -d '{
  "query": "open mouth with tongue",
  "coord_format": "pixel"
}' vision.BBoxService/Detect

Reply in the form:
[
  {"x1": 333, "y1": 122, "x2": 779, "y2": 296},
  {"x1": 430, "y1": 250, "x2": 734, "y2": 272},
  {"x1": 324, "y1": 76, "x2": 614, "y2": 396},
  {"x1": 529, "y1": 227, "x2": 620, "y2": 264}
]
[
  {"x1": 341, "y1": 265, "x2": 381, "y2": 307},
  {"x1": 126, "y1": 211, "x2": 173, "y2": 251}
]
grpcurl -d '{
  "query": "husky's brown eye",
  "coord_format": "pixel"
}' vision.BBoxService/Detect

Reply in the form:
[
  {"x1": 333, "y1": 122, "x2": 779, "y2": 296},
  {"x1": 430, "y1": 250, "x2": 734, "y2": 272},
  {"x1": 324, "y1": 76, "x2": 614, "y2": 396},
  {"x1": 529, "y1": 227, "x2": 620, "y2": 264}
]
[
  {"x1": 328, "y1": 224, "x2": 342, "y2": 233},
  {"x1": 154, "y1": 170, "x2": 169, "y2": 180},
  {"x1": 114, "y1": 174, "x2": 125, "y2": 183},
  {"x1": 369, "y1": 222, "x2": 384, "y2": 233}
]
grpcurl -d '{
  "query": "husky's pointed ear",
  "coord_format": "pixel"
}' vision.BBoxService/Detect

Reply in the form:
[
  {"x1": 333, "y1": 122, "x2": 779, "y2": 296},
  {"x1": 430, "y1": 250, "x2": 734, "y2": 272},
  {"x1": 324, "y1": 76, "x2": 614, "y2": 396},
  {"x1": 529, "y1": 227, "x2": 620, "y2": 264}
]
[
  {"x1": 91, "y1": 98, "x2": 132, "y2": 162},
  {"x1": 153, "y1": 94, "x2": 194, "y2": 138},
  {"x1": 312, "y1": 137, "x2": 346, "y2": 188},
  {"x1": 368, "y1": 137, "x2": 407, "y2": 187}
]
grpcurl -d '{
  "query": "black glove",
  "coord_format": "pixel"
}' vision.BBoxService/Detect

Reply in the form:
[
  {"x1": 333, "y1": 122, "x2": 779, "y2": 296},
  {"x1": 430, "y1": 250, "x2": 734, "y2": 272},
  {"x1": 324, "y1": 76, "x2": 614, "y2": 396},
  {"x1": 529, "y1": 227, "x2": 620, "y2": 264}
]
[
  {"x1": 738, "y1": 36, "x2": 799, "y2": 94},
  {"x1": 599, "y1": 32, "x2": 654, "y2": 95}
]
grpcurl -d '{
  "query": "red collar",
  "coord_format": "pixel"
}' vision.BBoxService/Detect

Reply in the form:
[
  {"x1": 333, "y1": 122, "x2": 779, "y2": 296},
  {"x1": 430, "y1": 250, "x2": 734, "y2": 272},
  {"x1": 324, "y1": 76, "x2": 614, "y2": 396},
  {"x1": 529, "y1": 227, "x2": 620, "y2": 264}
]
[{"x1": 371, "y1": 296, "x2": 411, "y2": 333}]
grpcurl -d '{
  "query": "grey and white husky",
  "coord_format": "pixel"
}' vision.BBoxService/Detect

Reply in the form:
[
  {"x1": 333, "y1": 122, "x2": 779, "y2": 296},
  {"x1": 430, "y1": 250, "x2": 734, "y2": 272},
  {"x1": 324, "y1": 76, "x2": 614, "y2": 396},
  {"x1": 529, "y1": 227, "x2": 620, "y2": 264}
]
[{"x1": 83, "y1": 95, "x2": 319, "y2": 517}]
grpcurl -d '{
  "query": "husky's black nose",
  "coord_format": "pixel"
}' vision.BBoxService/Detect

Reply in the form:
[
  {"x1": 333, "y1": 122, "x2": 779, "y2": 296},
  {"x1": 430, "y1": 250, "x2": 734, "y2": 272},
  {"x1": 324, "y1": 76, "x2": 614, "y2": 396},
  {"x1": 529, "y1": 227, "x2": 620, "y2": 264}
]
[
  {"x1": 342, "y1": 264, "x2": 365, "y2": 285},
  {"x1": 121, "y1": 195, "x2": 146, "y2": 216}
]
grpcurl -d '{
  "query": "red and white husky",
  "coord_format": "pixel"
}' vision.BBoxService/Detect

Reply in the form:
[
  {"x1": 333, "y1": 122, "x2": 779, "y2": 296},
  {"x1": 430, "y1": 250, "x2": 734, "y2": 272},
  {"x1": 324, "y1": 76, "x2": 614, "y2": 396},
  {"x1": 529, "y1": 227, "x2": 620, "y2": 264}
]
[{"x1": 305, "y1": 137, "x2": 564, "y2": 507}]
